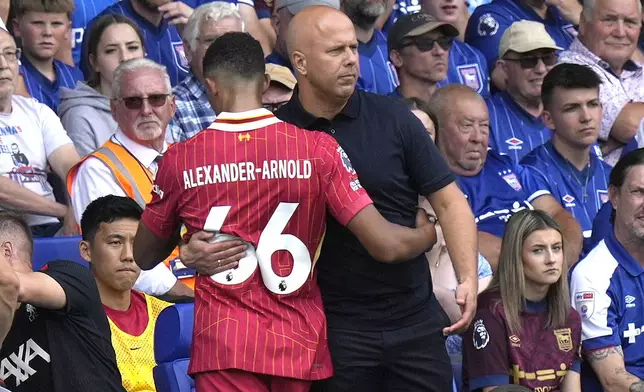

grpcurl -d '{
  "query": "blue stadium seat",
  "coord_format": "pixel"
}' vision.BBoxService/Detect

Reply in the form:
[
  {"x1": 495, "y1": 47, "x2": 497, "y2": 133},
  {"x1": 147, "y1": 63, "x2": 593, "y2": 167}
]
[
  {"x1": 154, "y1": 303, "x2": 195, "y2": 392},
  {"x1": 32, "y1": 235, "x2": 87, "y2": 271}
]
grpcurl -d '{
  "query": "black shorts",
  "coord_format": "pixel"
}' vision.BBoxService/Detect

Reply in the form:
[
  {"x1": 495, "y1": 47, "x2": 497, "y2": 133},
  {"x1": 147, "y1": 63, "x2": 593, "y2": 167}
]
[{"x1": 312, "y1": 316, "x2": 453, "y2": 392}]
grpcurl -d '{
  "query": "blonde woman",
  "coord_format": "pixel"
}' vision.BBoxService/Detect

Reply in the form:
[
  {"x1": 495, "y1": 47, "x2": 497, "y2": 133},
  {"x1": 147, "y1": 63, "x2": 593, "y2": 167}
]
[{"x1": 463, "y1": 209, "x2": 581, "y2": 392}]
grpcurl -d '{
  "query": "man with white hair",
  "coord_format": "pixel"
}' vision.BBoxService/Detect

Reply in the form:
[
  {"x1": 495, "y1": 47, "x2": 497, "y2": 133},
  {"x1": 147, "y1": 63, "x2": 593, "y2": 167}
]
[
  {"x1": 558, "y1": 0, "x2": 644, "y2": 165},
  {"x1": 170, "y1": 2, "x2": 245, "y2": 142},
  {"x1": 67, "y1": 58, "x2": 194, "y2": 299}
]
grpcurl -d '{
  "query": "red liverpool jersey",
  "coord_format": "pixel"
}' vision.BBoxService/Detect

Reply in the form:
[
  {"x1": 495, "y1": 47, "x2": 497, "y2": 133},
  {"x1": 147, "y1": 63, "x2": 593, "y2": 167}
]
[{"x1": 141, "y1": 109, "x2": 372, "y2": 380}]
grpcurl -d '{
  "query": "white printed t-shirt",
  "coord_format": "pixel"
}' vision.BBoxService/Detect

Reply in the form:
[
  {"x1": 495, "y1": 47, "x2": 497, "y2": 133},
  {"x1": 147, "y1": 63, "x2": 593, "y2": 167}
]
[{"x1": 0, "y1": 96, "x2": 73, "y2": 226}]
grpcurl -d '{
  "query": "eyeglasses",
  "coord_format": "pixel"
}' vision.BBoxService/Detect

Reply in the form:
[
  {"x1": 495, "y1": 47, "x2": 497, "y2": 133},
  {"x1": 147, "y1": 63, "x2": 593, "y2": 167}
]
[
  {"x1": 263, "y1": 101, "x2": 288, "y2": 113},
  {"x1": 503, "y1": 53, "x2": 557, "y2": 69},
  {"x1": 0, "y1": 48, "x2": 21, "y2": 62},
  {"x1": 399, "y1": 36, "x2": 454, "y2": 52},
  {"x1": 115, "y1": 94, "x2": 170, "y2": 110}
]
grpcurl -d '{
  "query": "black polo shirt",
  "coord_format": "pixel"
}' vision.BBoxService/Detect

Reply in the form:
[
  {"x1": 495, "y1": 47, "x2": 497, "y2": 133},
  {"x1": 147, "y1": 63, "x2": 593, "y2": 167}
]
[{"x1": 276, "y1": 89, "x2": 455, "y2": 331}]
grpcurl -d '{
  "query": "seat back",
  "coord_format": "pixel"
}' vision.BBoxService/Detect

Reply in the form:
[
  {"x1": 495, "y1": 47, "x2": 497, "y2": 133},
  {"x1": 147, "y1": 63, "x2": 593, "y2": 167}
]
[
  {"x1": 154, "y1": 303, "x2": 195, "y2": 392},
  {"x1": 32, "y1": 236, "x2": 87, "y2": 270}
]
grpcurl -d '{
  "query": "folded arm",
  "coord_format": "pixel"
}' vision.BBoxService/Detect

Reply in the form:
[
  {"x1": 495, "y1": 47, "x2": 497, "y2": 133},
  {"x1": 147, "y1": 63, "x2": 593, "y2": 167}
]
[{"x1": 347, "y1": 204, "x2": 437, "y2": 263}]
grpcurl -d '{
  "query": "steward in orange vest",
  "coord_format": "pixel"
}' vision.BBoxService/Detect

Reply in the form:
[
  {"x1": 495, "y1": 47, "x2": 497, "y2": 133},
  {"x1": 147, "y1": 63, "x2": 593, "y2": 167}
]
[{"x1": 67, "y1": 139, "x2": 196, "y2": 289}]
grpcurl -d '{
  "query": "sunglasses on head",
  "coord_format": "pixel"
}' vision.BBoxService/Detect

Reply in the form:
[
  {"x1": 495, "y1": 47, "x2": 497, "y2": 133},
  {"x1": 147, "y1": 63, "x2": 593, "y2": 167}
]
[
  {"x1": 503, "y1": 53, "x2": 558, "y2": 69},
  {"x1": 116, "y1": 94, "x2": 170, "y2": 110},
  {"x1": 400, "y1": 36, "x2": 454, "y2": 52}
]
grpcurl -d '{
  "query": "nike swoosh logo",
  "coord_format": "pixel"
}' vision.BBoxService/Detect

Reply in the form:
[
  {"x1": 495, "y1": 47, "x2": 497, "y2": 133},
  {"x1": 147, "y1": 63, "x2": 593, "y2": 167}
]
[{"x1": 130, "y1": 347, "x2": 142, "y2": 350}]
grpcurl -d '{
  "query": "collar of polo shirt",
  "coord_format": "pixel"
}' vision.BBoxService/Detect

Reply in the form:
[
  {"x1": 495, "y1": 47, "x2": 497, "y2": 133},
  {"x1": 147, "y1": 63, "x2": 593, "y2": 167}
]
[{"x1": 280, "y1": 87, "x2": 362, "y2": 128}]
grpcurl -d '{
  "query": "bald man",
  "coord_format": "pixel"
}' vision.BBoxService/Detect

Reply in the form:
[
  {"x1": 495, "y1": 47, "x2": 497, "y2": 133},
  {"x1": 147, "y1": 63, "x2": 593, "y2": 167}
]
[{"x1": 280, "y1": 6, "x2": 478, "y2": 392}]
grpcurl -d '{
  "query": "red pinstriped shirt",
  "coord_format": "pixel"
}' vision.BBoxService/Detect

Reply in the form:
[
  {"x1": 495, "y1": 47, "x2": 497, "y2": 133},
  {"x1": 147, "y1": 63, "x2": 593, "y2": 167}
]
[{"x1": 141, "y1": 109, "x2": 372, "y2": 380}]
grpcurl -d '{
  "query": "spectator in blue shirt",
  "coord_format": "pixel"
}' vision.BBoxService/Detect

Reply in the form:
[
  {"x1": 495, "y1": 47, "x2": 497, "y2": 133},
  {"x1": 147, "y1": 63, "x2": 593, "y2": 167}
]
[
  {"x1": 487, "y1": 20, "x2": 560, "y2": 162},
  {"x1": 421, "y1": 0, "x2": 491, "y2": 97},
  {"x1": 343, "y1": 0, "x2": 399, "y2": 95},
  {"x1": 170, "y1": 2, "x2": 244, "y2": 142},
  {"x1": 430, "y1": 84, "x2": 583, "y2": 270},
  {"x1": 465, "y1": 0, "x2": 580, "y2": 90},
  {"x1": 522, "y1": 63, "x2": 611, "y2": 253},
  {"x1": 387, "y1": 12, "x2": 458, "y2": 102},
  {"x1": 266, "y1": 0, "x2": 340, "y2": 71},
  {"x1": 12, "y1": 0, "x2": 83, "y2": 113}
]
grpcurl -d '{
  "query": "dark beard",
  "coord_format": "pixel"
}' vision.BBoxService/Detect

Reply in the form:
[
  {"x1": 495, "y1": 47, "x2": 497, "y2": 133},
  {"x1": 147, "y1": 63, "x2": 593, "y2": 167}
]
[{"x1": 348, "y1": 12, "x2": 379, "y2": 30}]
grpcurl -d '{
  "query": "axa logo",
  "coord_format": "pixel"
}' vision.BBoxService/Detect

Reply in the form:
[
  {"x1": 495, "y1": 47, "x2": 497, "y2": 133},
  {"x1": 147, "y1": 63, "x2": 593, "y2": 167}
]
[
  {"x1": 626, "y1": 295, "x2": 636, "y2": 308},
  {"x1": 0, "y1": 339, "x2": 50, "y2": 386},
  {"x1": 505, "y1": 137, "x2": 523, "y2": 150}
]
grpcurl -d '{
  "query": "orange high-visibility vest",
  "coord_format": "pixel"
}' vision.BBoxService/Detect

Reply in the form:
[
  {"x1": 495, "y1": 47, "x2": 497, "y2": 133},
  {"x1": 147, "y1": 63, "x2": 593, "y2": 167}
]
[{"x1": 67, "y1": 139, "x2": 195, "y2": 289}]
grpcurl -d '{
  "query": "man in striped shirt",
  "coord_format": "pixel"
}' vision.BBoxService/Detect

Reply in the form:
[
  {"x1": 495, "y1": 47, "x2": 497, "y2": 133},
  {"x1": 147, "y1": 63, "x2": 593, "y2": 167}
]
[
  {"x1": 521, "y1": 64, "x2": 611, "y2": 253},
  {"x1": 134, "y1": 32, "x2": 437, "y2": 391},
  {"x1": 486, "y1": 20, "x2": 560, "y2": 162},
  {"x1": 344, "y1": 0, "x2": 399, "y2": 94}
]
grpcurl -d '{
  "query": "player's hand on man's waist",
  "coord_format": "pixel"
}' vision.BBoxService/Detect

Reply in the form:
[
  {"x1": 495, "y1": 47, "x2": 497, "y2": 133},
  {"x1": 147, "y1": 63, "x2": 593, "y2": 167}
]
[{"x1": 179, "y1": 231, "x2": 247, "y2": 276}]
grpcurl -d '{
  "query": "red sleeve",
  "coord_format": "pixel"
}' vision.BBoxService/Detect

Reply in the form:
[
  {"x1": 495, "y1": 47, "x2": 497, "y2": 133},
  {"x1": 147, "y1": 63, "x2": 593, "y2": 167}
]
[
  {"x1": 463, "y1": 305, "x2": 511, "y2": 389},
  {"x1": 316, "y1": 133, "x2": 372, "y2": 226},
  {"x1": 140, "y1": 144, "x2": 182, "y2": 239}
]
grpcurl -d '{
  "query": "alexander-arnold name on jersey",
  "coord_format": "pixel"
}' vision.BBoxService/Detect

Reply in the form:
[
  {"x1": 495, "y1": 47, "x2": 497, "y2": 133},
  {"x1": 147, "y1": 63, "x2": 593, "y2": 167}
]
[{"x1": 183, "y1": 159, "x2": 312, "y2": 190}]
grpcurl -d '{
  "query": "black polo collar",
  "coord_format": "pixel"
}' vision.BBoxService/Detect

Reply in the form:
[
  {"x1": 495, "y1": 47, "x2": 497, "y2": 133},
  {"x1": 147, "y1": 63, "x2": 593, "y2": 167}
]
[{"x1": 278, "y1": 87, "x2": 361, "y2": 129}]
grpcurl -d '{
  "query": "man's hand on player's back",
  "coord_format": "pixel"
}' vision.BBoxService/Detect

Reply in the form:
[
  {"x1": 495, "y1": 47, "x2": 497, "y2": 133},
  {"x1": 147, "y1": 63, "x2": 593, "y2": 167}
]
[{"x1": 179, "y1": 231, "x2": 247, "y2": 276}]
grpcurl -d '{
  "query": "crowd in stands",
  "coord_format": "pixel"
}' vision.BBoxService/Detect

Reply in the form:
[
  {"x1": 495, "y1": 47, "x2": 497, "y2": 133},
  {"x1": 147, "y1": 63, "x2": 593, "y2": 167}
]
[{"x1": 0, "y1": 0, "x2": 642, "y2": 390}]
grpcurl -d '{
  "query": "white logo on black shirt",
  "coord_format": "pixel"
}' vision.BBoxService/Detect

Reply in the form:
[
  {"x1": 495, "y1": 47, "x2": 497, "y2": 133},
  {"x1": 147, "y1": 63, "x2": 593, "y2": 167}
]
[
  {"x1": 473, "y1": 319, "x2": 490, "y2": 349},
  {"x1": 0, "y1": 339, "x2": 50, "y2": 385},
  {"x1": 25, "y1": 304, "x2": 36, "y2": 322}
]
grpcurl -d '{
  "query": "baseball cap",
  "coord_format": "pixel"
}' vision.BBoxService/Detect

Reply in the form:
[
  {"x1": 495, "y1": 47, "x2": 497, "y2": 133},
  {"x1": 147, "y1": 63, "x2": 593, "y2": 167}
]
[
  {"x1": 498, "y1": 20, "x2": 563, "y2": 58},
  {"x1": 275, "y1": 0, "x2": 339, "y2": 14},
  {"x1": 387, "y1": 12, "x2": 459, "y2": 53},
  {"x1": 266, "y1": 63, "x2": 296, "y2": 90}
]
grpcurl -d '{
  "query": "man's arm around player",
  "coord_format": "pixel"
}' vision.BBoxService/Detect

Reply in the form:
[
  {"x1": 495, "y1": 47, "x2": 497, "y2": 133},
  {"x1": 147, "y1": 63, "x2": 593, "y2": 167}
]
[{"x1": 134, "y1": 204, "x2": 438, "y2": 272}]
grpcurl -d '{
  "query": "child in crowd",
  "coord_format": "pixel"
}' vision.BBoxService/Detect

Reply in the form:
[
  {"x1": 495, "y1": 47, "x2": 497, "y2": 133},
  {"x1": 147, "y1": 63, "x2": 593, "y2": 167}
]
[{"x1": 12, "y1": 0, "x2": 82, "y2": 112}]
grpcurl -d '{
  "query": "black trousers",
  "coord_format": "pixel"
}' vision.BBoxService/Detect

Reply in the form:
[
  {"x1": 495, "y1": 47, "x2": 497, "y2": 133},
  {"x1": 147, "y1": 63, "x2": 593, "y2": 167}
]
[{"x1": 312, "y1": 317, "x2": 453, "y2": 392}]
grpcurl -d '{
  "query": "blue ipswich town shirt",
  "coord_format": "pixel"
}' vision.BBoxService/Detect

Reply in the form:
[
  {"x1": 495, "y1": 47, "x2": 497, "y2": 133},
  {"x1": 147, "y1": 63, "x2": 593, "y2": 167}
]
[
  {"x1": 71, "y1": 0, "x2": 118, "y2": 66},
  {"x1": 486, "y1": 91, "x2": 551, "y2": 162},
  {"x1": 388, "y1": 40, "x2": 490, "y2": 98},
  {"x1": 456, "y1": 150, "x2": 550, "y2": 238},
  {"x1": 83, "y1": 0, "x2": 231, "y2": 86},
  {"x1": 570, "y1": 232, "x2": 644, "y2": 391},
  {"x1": 20, "y1": 57, "x2": 83, "y2": 113},
  {"x1": 465, "y1": 0, "x2": 576, "y2": 70},
  {"x1": 521, "y1": 141, "x2": 610, "y2": 241},
  {"x1": 358, "y1": 30, "x2": 399, "y2": 95},
  {"x1": 438, "y1": 40, "x2": 490, "y2": 97}
]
